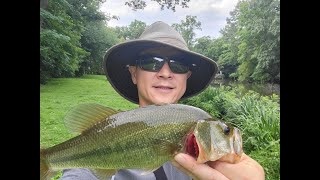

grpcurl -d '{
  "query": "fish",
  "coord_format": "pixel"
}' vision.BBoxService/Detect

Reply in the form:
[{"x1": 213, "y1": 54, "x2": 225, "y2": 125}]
[{"x1": 40, "y1": 103, "x2": 243, "y2": 180}]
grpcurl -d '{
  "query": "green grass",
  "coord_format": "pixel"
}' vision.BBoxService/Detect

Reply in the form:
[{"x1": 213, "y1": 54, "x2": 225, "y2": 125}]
[{"x1": 40, "y1": 75, "x2": 138, "y2": 147}]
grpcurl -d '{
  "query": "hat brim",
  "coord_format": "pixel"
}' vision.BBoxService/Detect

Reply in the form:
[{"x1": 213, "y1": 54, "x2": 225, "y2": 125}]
[{"x1": 103, "y1": 39, "x2": 219, "y2": 104}]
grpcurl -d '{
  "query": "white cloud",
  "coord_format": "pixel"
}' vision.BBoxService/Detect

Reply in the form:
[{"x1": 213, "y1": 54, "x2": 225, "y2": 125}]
[
  {"x1": 100, "y1": 1, "x2": 131, "y2": 17},
  {"x1": 143, "y1": 1, "x2": 161, "y2": 13},
  {"x1": 100, "y1": 0, "x2": 239, "y2": 38}
]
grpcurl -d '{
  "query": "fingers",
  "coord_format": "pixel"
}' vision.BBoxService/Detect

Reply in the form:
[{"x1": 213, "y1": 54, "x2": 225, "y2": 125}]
[
  {"x1": 173, "y1": 153, "x2": 229, "y2": 180},
  {"x1": 208, "y1": 153, "x2": 265, "y2": 180},
  {"x1": 171, "y1": 160, "x2": 199, "y2": 180}
]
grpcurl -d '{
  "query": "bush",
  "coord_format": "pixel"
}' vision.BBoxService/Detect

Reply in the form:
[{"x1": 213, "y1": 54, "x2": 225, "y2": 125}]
[
  {"x1": 250, "y1": 140, "x2": 280, "y2": 180},
  {"x1": 40, "y1": 70, "x2": 51, "y2": 84},
  {"x1": 224, "y1": 91, "x2": 280, "y2": 152},
  {"x1": 180, "y1": 86, "x2": 232, "y2": 118},
  {"x1": 181, "y1": 86, "x2": 280, "y2": 180}
]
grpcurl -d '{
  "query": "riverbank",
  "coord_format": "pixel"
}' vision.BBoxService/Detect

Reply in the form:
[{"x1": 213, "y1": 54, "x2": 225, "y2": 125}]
[{"x1": 211, "y1": 78, "x2": 280, "y2": 96}]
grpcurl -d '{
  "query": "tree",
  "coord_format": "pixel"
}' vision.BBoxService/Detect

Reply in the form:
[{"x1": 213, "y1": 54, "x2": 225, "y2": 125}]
[
  {"x1": 193, "y1": 36, "x2": 214, "y2": 57},
  {"x1": 125, "y1": 0, "x2": 191, "y2": 11},
  {"x1": 212, "y1": 0, "x2": 280, "y2": 83},
  {"x1": 115, "y1": 20, "x2": 146, "y2": 40},
  {"x1": 237, "y1": 0, "x2": 280, "y2": 83},
  {"x1": 172, "y1": 15, "x2": 201, "y2": 48},
  {"x1": 40, "y1": 0, "x2": 119, "y2": 83},
  {"x1": 67, "y1": 0, "x2": 120, "y2": 76},
  {"x1": 217, "y1": 1, "x2": 241, "y2": 79},
  {"x1": 78, "y1": 22, "x2": 119, "y2": 75},
  {"x1": 40, "y1": 0, "x2": 89, "y2": 83}
]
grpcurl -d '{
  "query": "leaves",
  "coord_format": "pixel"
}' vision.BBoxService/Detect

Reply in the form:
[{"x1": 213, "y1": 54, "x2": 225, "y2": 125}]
[
  {"x1": 40, "y1": 0, "x2": 115, "y2": 83},
  {"x1": 115, "y1": 20, "x2": 146, "y2": 40},
  {"x1": 79, "y1": 22, "x2": 119, "y2": 75},
  {"x1": 192, "y1": 0, "x2": 280, "y2": 83},
  {"x1": 125, "y1": 0, "x2": 190, "y2": 11},
  {"x1": 172, "y1": 15, "x2": 201, "y2": 48},
  {"x1": 40, "y1": 0, "x2": 280, "y2": 85}
]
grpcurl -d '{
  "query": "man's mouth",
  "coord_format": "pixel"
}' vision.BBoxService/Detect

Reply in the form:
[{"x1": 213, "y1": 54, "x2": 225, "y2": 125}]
[{"x1": 153, "y1": 86, "x2": 174, "y2": 90}]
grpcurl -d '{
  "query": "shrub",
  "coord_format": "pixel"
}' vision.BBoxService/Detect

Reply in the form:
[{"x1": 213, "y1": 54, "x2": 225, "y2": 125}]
[
  {"x1": 250, "y1": 140, "x2": 280, "y2": 180},
  {"x1": 180, "y1": 86, "x2": 232, "y2": 118},
  {"x1": 224, "y1": 91, "x2": 280, "y2": 153},
  {"x1": 181, "y1": 86, "x2": 280, "y2": 180}
]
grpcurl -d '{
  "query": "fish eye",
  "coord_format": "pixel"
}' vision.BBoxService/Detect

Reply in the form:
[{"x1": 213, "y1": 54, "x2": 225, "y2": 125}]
[
  {"x1": 218, "y1": 121, "x2": 231, "y2": 135},
  {"x1": 223, "y1": 126, "x2": 230, "y2": 135}
]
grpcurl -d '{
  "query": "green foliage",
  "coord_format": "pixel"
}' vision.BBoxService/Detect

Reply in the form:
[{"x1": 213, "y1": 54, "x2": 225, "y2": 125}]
[
  {"x1": 40, "y1": 1, "x2": 89, "y2": 83},
  {"x1": 237, "y1": 57, "x2": 256, "y2": 82},
  {"x1": 67, "y1": 0, "x2": 108, "y2": 22},
  {"x1": 125, "y1": 0, "x2": 190, "y2": 11},
  {"x1": 181, "y1": 86, "x2": 279, "y2": 180},
  {"x1": 229, "y1": 72, "x2": 238, "y2": 79},
  {"x1": 180, "y1": 86, "x2": 232, "y2": 118},
  {"x1": 236, "y1": 0, "x2": 280, "y2": 83},
  {"x1": 198, "y1": 0, "x2": 280, "y2": 83},
  {"x1": 224, "y1": 91, "x2": 280, "y2": 152},
  {"x1": 172, "y1": 15, "x2": 201, "y2": 48},
  {"x1": 79, "y1": 22, "x2": 120, "y2": 75},
  {"x1": 250, "y1": 140, "x2": 280, "y2": 180},
  {"x1": 115, "y1": 20, "x2": 146, "y2": 40},
  {"x1": 193, "y1": 36, "x2": 221, "y2": 62},
  {"x1": 40, "y1": 15, "x2": 88, "y2": 81},
  {"x1": 40, "y1": 0, "x2": 119, "y2": 84},
  {"x1": 216, "y1": 40, "x2": 239, "y2": 77},
  {"x1": 193, "y1": 36, "x2": 213, "y2": 56}
]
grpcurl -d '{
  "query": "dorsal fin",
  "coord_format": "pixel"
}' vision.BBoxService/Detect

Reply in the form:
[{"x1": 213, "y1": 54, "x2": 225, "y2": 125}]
[{"x1": 63, "y1": 103, "x2": 120, "y2": 134}]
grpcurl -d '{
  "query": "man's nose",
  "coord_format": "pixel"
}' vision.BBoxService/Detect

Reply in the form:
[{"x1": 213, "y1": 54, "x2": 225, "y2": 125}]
[{"x1": 157, "y1": 62, "x2": 173, "y2": 79}]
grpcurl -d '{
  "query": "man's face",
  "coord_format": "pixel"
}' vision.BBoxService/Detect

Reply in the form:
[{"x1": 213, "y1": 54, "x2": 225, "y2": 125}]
[{"x1": 128, "y1": 49, "x2": 191, "y2": 107}]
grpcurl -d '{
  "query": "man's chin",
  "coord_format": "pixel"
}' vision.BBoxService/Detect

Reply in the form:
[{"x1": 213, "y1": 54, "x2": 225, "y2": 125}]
[{"x1": 151, "y1": 98, "x2": 177, "y2": 105}]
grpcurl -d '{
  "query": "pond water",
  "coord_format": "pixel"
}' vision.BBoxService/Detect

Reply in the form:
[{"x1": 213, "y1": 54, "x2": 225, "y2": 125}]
[{"x1": 211, "y1": 78, "x2": 280, "y2": 96}]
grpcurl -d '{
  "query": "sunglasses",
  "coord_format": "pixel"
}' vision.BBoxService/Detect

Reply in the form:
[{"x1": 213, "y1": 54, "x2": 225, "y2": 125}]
[{"x1": 136, "y1": 55, "x2": 193, "y2": 74}]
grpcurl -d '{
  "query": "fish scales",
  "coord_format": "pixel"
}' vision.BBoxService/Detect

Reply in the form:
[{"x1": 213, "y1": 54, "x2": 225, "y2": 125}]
[
  {"x1": 45, "y1": 104, "x2": 211, "y2": 169},
  {"x1": 41, "y1": 104, "x2": 243, "y2": 180}
]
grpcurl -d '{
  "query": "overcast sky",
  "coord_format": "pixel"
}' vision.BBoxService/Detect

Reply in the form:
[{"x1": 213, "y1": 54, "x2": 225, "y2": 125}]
[{"x1": 100, "y1": 0, "x2": 239, "y2": 39}]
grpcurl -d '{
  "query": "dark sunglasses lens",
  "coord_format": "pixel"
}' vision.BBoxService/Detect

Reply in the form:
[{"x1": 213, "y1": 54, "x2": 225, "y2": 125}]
[
  {"x1": 169, "y1": 60, "x2": 189, "y2": 73},
  {"x1": 140, "y1": 57, "x2": 164, "y2": 72}
]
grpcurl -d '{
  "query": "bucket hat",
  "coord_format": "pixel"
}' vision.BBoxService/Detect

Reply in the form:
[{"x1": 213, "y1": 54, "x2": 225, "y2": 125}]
[{"x1": 103, "y1": 21, "x2": 219, "y2": 104}]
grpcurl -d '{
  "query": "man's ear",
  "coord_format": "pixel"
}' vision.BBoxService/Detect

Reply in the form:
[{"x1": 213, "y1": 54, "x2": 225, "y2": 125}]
[{"x1": 128, "y1": 66, "x2": 137, "y2": 84}]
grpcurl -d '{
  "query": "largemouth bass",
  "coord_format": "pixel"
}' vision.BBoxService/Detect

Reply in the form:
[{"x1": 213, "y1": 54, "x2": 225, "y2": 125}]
[{"x1": 40, "y1": 103, "x2": 243, "y2": 180}]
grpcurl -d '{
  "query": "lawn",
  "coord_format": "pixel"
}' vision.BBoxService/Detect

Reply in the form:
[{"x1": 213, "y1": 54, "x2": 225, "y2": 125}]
[{"x1": 40, "y1": 75, "x2": 138, "y2": 147}]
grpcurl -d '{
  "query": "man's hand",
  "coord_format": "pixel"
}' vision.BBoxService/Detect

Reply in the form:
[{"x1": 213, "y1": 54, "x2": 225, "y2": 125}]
[{"x1": 172, "y1": 153, "x2": 265, "y2": 180}]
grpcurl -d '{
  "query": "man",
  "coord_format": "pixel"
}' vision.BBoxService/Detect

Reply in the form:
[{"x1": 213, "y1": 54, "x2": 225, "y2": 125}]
[{"x1": 60, "y1": 21, "x2": 264, "y2": 179}]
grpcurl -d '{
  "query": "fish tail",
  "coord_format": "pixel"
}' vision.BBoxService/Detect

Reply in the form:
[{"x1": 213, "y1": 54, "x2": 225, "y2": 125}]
[{"x1": 40, "y1": 148, "x2": 56, "y2": 180}]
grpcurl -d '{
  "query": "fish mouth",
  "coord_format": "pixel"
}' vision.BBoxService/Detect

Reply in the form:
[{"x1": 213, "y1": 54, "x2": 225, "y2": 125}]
[
  {"x1": 233, "y1": 127, "x2": 243, "y2": 156},
  {"x1": 194, "y1": 122, "x2": 243, "y2": 164},
  {"x1": 218, "y1": 127, "x2": 243, "y2": 163},
  {"x1": 184, "y1": 133, "x2": 199, "y2": 159}
]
